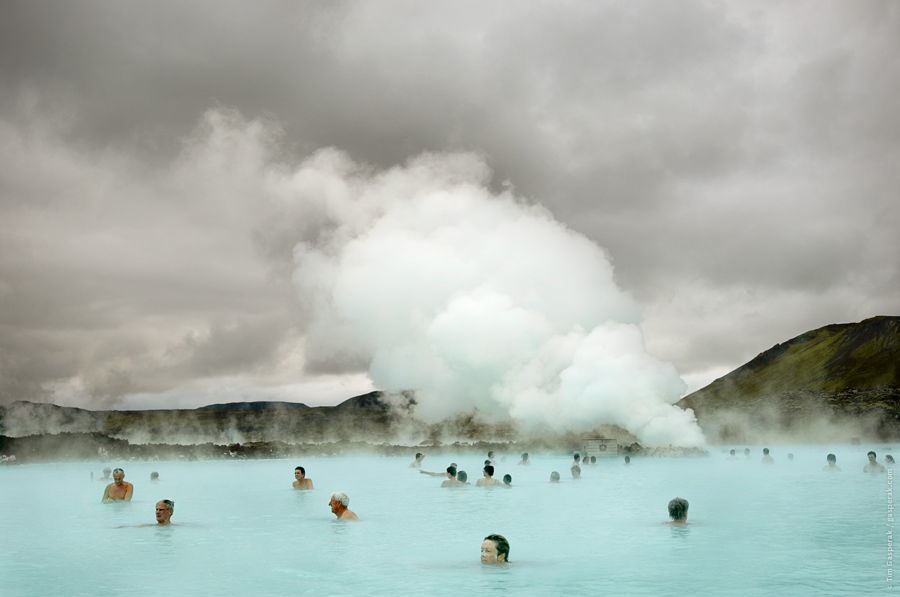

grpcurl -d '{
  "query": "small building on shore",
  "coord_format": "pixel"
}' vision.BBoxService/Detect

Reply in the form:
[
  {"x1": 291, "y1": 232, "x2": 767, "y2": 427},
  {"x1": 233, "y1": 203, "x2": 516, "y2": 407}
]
[{"x1": 582, "y1": 437, "x2": 618, "y2": 458}]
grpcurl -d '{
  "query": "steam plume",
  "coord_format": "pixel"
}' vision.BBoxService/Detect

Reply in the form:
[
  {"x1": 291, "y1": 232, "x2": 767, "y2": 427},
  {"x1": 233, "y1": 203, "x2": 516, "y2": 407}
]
[{"x1": 290, "y1": 150, "x2": 705, "y2": 446}]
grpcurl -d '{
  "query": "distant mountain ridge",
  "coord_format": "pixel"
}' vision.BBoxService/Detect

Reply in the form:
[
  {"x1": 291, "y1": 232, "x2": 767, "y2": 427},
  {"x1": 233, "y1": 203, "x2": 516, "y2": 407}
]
[
  {"x1": 0, "y1": 391, "x2": 414, "y2": 445},
  {"x1": 678, "y1": 315, "x2": 900, "y2": 441}
]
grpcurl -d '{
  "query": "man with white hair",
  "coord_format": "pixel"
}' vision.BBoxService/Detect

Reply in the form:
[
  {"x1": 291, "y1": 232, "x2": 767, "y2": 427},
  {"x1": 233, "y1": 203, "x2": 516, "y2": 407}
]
[{"x1": 328, "y1": 492, "x2": 359, "y2": 521}]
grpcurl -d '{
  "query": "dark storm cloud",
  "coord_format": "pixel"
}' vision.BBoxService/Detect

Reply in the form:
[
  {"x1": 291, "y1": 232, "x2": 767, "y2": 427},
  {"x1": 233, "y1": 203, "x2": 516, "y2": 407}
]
[{"x1": 0, "y1": 0, "x2": 897, "y2": 407}]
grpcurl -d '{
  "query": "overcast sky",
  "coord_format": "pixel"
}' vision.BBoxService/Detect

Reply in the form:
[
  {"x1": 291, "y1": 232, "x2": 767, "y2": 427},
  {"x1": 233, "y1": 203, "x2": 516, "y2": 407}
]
[{"x1": 1, "y1": 0, "x2": 897, "y2": 411}]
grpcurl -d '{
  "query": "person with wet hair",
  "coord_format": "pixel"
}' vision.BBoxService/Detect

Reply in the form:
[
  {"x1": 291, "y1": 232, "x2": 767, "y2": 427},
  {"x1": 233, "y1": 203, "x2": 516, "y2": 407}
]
[
  {"x1": 887, "y1": 455, "x2": 895, "y2": 467},
  {"x1": 823, "y1": 453, "x2": 841, "y2": 472},
  {"x1": 150, "y1": 471, "x2": 160, "y2": 481},
  {"x1": 549, "y1": 471, "x2": 561, "y2": 483},
  {"x1": 99, "y1": 467, "x2": 112, "y2": 482},
  {"x1": 727, "y1": 449, "x2": 737, "y2": 460},
  {"x1": 329, "y1": 492, "x2": 358, "y2": 520},
  {"x1": 477, "y1": 464, "x2": 501, "y2": 486},
  {"x1": 667, "y1": 497, "x2": 689, "y2": 525},
  {"x1": 487, "y1": 450, "x2": 496, "y2": 466},
  {"x1": 155, "y1": 500, "x2": 175, "y2": 525},
  {"x1": 761, "y1": 448, "x2": 774, "y2": 464},
  {"x1": 293, "y1": 466, "x2": 314, "y2": 489},
  {"x1": 624, "y1": 456, "x2": 631, "y2": 465},
  {"x1": 502, "y1": 474, "x2": 512, "y2": 487},
  {"x1": 518, "y1": 453, "x2": 529, "y2": 465},
  {"x1": 864, "y1": 451, "x2": 886, "y2": 474},
  {"x1": 571, "y1": 464, "x2": 582, "y2": 479},
  {"x1": 573, "y1": 453, "x2": 581, "y2": 465},
  {"x1": 441, "y1": 465, "x2": 462, "y2": 487},
  {"x1": 481, "y1": 534, "x2": 510, "y2": 564},
  {"x1": 101, "y1": 468, "x2": 133, "y2": 502},
  {"x1": 456, "y1": 470, "x2": 470, "y2": 485},
  {"x1": 410, "y1": 453, "x2": 425, "y2": 468}
]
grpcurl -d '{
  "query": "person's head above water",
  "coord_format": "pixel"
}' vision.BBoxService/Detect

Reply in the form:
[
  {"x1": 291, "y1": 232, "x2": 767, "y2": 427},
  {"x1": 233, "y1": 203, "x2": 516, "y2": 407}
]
[
  {"x1": 294, "y1": 466, "x2": 306, "y2": 478},
  {"x1": 550, "y1": 471, "x2": 560, "y2": 482},
  {"x1": 481, "y1": 534, "x2": 510, "y2": 564},
  {"x1": 574, "y1": 453, "x2": 581, "y2": 462},
  {"x1": 827, "y1": 453, "x2": 837, "y2": 463},
  {"x1": 571, "y1": 464, "x2": 581, "y2": 479},
  {"x1": 502, "y1": 474, "x2": 512, "y2": 486},
  {"x1": 150, "y1": 471, "x2": 159, "y2": 480},
  {"x1": 624, "y1": 456, "x2": 631, "y2": 464},
  {"x1": 483, "y1": 465, "x2": 495, "y2": 478},
  {"x1": 868, "y1": 451, "x2": 878, "y2": 462},
  {"x1": 668, "y1": 497, "x2": 689, "y2": 523},
  {"x1": 520, "y1": 452, "x2": 528, "y2": 462},
  {"x1": 112, "y1": 468, "x2": 125, "y2": 483},
  {"x1": 155, "y1": 500, "x2": 174, "y2": 525},
  {"x1": 446, "y1": 465, "x2": 457, "y2": 478},
  {"x1": 888, "y1": 455, "x2": 896, "y2": 464},
  {"x1": 457, "y1": 470, "x2": 468, "y2": 483},
  {"x1": 744, "y1": 448, "x2": 751, "y2": 456},
  {"x1": 729, "y1": 449, "x2": 736, "y2": 456},
  {"x1": 487, "y1": 450, "x2": 495, "y2": 459},
  {"x1": 328, "y1": 492, "x2": 358, "y2": 520},
  {"x1": 590, "y1": 456, "x2": 596, "y2": 464},
  {"x1": 763, "y1": 448, "x2": 770, "y2": 455},
  {"x1": 102, "y1": 467, "x2": 112, "y2": 478}
]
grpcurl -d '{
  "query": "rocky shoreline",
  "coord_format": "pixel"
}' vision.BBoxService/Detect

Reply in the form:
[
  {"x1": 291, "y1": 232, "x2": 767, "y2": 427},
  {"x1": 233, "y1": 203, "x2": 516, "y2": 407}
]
[{"x1": 0, "y1": 431, "x2": 707, "y2": 464}]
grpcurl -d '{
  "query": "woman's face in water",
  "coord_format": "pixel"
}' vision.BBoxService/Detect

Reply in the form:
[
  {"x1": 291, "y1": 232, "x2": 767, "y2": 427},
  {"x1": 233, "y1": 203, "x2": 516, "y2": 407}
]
[{"x1": 480, "y1": 540, "x2": 504, "y2": 564}]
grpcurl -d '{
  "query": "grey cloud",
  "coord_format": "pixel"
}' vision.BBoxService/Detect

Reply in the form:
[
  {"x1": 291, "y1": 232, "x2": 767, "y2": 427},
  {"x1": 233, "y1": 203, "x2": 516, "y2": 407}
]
[{"x1": 0, "y1": 1, "x2": 897, "y2": 406}]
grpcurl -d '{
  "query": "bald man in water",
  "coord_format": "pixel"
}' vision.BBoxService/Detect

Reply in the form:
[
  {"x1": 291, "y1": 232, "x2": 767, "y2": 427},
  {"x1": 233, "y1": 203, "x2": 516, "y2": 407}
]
[{"x1": 101, "y1": 468, "x2": 134, "y2": 502}]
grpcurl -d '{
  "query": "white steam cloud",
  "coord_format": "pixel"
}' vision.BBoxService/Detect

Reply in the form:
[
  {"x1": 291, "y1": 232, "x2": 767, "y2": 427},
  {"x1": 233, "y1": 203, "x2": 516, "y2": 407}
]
[{"x1": 290, "y1": 151, "x2": 705, "y2": 447}]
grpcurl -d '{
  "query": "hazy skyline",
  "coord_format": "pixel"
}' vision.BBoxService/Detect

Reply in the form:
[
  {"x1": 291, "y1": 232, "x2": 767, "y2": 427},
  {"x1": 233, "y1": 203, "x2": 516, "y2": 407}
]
[{"x1": 1, "y1": 1, "x2": 897, "y2": 412}]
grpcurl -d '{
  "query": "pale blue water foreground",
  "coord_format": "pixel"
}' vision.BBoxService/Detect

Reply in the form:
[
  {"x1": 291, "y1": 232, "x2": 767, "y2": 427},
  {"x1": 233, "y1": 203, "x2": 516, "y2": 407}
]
[{"x1": 0, "y1": 446, "x2": 893, "y2": 596}]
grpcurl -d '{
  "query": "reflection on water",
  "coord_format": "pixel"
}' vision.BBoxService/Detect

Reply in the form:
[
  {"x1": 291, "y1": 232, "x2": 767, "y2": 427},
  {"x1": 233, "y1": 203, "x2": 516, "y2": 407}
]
[
  {"x1": 669, "y1": 524, "x2": 691, "y2": 540},
  {"x1": 0, "y1": 446, "x2": 892, "y2": 596}
]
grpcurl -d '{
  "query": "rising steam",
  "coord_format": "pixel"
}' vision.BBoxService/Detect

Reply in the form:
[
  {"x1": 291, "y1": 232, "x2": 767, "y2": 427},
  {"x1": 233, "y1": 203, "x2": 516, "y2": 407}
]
[{"x1": 289, "y1": 150, "x2": 706, "y2": 447}]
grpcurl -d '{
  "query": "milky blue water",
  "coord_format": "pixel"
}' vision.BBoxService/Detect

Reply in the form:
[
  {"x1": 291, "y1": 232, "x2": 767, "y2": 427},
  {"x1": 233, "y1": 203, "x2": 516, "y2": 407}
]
[{"x1": 0, "y1": 446, "x2": 893, "y2": 596}]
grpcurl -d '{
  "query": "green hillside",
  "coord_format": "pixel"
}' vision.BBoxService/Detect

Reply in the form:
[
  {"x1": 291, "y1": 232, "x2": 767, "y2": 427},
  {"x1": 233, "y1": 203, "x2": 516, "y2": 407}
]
[{"x1": 678, "y1": 315, "x2": 900, "y2": 441}]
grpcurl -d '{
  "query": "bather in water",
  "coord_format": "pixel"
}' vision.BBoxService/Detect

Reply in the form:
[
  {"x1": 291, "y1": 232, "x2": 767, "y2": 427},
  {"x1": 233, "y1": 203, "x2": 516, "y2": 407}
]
[
  {"x1": 823, "y1": 453, "x2": 841, "y2": 472},
  {"x1": 102, "y1": 468, "x2": 133, "y2": 502},
  {"x1": 329, "y1": 492, "x2": 359, "y2": 521},
  {"x1": 155, "y1": 500, "x2": 175, "y2": 525},
  {"x1": 480, "y1": 534, "x2": 510, "y2": 565},
  {"x1": 667, "y1": 497, "x2": 689, "y2": 526},
  {"x1": 549, "y1": 471, "x2": 560, "y2": 483},
  {"x1": 293, "y1": 466, "x2": 314, "y2": 489},
  {"x1": 440, "y1": 466, "x2": 464, "y2": 487},
  {"x1": 864, "y1": 451, "x2": 886, "y2": 474},
  {"x1": 477, "y1": 465, "x2": 501, "y2": 487},
  {"x1": 761, "y1": 448, "x2": 774, "y2": 464}
]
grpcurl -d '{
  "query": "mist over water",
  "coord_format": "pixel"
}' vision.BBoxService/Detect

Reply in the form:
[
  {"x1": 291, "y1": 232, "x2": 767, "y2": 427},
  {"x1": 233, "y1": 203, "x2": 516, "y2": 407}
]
[{"x1": 289, "y1": 149, "x2": 705, "y2": 447}]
